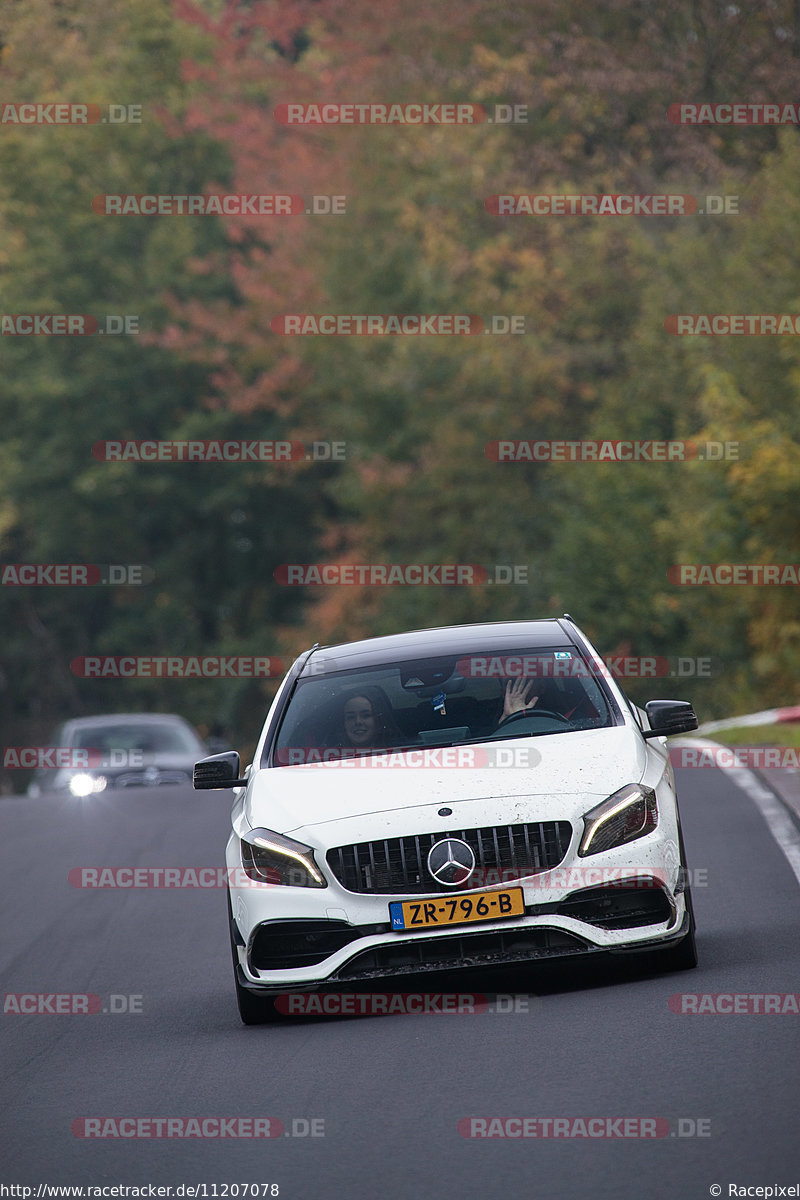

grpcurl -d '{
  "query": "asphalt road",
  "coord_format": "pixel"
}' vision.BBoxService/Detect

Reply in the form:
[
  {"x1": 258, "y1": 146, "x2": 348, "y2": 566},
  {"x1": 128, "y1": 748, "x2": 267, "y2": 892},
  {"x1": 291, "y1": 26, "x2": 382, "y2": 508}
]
[{"x1": 1, "y1": 764, "x2": 799, "y2": 1200}]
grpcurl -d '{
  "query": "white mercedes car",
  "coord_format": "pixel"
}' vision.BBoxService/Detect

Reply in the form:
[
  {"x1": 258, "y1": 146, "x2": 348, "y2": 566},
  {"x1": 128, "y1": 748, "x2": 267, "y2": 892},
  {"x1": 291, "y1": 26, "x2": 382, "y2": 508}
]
[{"x1": 194, "y1": 617, "x2": 699, "y2": 1023}]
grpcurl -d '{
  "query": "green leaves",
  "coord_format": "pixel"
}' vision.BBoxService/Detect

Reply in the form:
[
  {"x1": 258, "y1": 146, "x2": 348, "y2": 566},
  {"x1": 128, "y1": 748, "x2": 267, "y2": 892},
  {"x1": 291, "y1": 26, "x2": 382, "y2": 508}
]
[{"x1": 3, "y1": 0, "x2": 800, "y2": 785}]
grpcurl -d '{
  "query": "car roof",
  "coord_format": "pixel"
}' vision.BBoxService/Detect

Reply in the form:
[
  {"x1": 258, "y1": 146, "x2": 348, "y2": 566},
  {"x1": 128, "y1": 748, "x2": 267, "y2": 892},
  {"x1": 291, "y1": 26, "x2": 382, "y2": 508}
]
[
  {"x1": 59, "y1": 713, "x2": 194, "y2": 730},
  {"x1": 303, "y1": 618, "x2": 583, "y2": 674}
]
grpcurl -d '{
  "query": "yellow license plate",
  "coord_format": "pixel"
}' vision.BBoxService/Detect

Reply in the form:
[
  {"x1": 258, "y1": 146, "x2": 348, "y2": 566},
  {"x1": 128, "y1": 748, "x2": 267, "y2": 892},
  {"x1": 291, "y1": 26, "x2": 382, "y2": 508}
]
[{"x1": 389, "y1": 888, "x2": 524, "y2": 931}]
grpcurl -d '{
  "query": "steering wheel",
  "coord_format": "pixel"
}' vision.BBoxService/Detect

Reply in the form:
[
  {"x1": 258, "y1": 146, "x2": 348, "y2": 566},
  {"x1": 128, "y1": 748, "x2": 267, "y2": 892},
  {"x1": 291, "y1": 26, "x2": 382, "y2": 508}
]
[{"x1": 499, "y1": 708, "x2": 571, "y2": 727}]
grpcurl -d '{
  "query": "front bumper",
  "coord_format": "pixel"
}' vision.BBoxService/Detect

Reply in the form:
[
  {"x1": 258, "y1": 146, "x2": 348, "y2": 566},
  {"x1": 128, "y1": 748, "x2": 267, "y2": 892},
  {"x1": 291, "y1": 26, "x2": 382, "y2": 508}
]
[
  {"x1": 228, "y1": 771, "x2": 687, "y2": 991},
  {"x1": 230, "y1": 878, "x2": 690, "y2": 993}
]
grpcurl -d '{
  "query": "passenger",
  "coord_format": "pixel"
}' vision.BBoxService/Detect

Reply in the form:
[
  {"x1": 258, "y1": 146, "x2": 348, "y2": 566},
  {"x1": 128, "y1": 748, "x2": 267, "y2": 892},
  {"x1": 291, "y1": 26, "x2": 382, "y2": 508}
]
[
  {"x1": 343, "y1": 694, "x2": 379, "y2": 747},
  {"x1": 337, "y1": 686, "x2": 403, "y2": 751}
]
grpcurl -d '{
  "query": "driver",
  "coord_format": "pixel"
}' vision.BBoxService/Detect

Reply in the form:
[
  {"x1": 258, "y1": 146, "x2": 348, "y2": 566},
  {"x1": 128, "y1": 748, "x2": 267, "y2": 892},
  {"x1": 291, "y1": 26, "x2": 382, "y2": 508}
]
[
  {"x1": 497, "y1": 676, "x2": 546, "y2": 728},
  {"x1": 497, "y1": 675, "x2": 589, "y2": 728}
]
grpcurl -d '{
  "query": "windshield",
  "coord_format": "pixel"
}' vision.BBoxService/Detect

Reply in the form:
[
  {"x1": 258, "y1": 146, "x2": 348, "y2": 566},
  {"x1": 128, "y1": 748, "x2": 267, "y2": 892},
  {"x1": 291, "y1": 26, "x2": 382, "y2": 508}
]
[
  {"x1": 271, "y1": 646, "x2": 616, "y2": 765},
  {"x1": 69, "y1": 721, "x2": 201, "y2": 755}
]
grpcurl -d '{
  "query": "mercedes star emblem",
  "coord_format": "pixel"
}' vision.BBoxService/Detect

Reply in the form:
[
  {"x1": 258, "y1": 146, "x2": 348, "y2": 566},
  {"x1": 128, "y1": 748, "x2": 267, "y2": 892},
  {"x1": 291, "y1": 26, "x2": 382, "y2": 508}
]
[{"x1": 427, "y1": 838, "x2": 476, "y2": 887}]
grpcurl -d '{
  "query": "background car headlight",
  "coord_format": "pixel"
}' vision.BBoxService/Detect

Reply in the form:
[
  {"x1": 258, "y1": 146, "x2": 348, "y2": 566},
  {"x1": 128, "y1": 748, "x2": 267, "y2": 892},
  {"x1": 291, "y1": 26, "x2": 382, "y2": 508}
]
[
  {"x1": 578, "y1": 783, "x2": 657, "y2": 856},
  {"x1": 241, "y1": 827, "x2": 327, "y2": 888},
  {"x1": 68, "y1": 773, "x2": 108, "y2": 797}
]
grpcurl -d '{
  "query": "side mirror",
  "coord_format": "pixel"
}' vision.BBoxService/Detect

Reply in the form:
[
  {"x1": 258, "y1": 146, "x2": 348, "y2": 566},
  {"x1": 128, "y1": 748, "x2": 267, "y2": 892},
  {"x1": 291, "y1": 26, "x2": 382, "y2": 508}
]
[
  {"x1": 193, "y1": 751, "x2": 248, "y2": 789},
  {"x1": 642, "y1": 700, "x2": 698, "y2": 739}
]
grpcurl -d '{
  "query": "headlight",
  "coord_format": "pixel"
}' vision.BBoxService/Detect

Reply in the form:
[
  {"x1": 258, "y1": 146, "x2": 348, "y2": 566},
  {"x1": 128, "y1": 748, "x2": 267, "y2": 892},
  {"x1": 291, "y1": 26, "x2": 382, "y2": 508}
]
[
  {"x1": 578, "y1": 783, "x2": 657, "y2": 856},
  {"x1": 68, "y1": 773, "x2": 108, "y2": 797},
  {"x1": 241, "y1": 827, "x2": 327, "y2": 888}
]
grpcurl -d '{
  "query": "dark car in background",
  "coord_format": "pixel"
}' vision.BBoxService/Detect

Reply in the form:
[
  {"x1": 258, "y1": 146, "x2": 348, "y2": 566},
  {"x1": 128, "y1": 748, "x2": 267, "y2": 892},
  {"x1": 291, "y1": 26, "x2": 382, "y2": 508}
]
[{"x1": 27, "y1": 713, "x2": 212, "y2": 797}]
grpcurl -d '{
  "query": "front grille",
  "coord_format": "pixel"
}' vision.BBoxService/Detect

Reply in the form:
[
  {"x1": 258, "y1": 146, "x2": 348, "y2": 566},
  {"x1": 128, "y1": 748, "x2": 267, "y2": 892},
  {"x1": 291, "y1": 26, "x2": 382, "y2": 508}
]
[
  {"x1": 327, "y1": 822, "x2": 572, "y2": 895},
  {"x1": 332, "y1": 926, "x2": 589, "y2": 980}
]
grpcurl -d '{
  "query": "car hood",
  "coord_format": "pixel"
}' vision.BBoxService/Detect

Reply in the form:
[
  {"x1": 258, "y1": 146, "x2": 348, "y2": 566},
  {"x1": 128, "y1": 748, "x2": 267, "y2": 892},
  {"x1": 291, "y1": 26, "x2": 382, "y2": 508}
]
[{"x1": 246, "y1": 726, "x2": 649, "y2": 837}]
